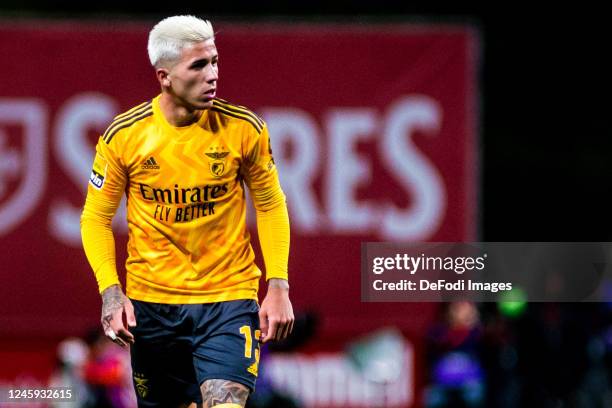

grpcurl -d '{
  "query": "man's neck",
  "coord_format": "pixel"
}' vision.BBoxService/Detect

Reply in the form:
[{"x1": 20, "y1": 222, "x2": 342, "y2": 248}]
[{"x1": 159, "y1": 93, "x2": 202, "y2": 127}]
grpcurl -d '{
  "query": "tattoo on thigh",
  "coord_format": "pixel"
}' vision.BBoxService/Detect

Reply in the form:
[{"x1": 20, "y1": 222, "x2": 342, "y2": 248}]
[{"x1": 201, "y1": 379, "x2": 249, "y2": 408}]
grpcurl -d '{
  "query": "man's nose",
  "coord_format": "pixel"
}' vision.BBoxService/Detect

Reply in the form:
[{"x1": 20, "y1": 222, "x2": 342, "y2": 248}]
[{"x1": 205, "y1": 65, "x2": 218, "y2": 82}]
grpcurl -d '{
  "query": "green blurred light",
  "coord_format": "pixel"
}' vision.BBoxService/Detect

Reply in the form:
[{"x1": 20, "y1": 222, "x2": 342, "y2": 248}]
[{"x1": 497, "y1": 286, "x2": 527, "y2": 317}]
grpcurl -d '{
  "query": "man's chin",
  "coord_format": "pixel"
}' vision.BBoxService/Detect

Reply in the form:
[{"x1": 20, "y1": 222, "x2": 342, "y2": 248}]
[{"x1": 196, "y1": 99, "x2": 214, "y2": 110}]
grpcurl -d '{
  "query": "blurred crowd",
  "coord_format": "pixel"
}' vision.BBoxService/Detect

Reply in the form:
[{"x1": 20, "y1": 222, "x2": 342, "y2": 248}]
[
  {"x1": 48, "y1": 320, "x2": 310, "y2": 408},
  {"x1": 43, "y1": 302, "x2": 612, "y2": 408},
  {"x1": 49, "y1": 329, "x2": 134, "y2": 408},
  {"x1": 423, "y1": 301, "x2": 612, "y2": 408}
]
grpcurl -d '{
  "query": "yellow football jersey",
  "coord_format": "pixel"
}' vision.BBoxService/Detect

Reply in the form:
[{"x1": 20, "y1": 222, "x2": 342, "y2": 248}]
[{"x1": 81, "y1": 95, "x2": 288, "y2": 304}]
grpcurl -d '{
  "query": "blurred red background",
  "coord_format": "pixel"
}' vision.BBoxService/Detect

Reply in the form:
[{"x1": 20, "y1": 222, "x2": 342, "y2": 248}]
[{"x1": 0, "y1": 21, "x2": 478, "y2": 407}]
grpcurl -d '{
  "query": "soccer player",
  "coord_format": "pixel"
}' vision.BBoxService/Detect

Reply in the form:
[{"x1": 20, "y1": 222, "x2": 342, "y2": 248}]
[{"x1": 81, "y1": 15, "x2": 293, "y2": 408}]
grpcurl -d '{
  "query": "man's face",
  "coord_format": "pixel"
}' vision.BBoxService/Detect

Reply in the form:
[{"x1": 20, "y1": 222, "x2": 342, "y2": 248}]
[{"x1": 165, "y1": 38, "x2": 218, "y2": 110}]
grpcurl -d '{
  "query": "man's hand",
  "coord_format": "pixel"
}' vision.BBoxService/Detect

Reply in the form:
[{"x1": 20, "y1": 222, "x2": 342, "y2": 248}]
[
  {"x1": 259, "y1": 278, "x2": 294, "y2": 343},
  {"x1": 101, "y1": 284, "x2": 137, "y2": 347}
]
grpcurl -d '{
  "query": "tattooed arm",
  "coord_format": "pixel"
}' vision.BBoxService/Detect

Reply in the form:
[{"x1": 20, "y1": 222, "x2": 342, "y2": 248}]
[{"x1": 101, "y1": 284, "x2": 137, "y2": 347}]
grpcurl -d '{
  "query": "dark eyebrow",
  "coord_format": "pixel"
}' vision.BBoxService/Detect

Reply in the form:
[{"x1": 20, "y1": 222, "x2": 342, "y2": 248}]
[{"x1": 189, "y1": 55, "x2": 218, "y2": 68}]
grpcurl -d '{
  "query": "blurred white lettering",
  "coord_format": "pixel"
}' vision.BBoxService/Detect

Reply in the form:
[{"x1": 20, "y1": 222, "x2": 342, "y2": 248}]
[
  {"x1": 264, "y1": 95, "x2": 446, "y2": 240},
  {"x1": 0, "y1": 99, "x2": 47, "y2": 236},
  {"x1": 50, "y1": 93, "x2": 126, "y2": 246},
  {"x1": 326, "y1": 109, "x2": 377, "y2": 231},
  {"x1": 264, "y1": 109, "x2": 321, "y2": 232},
  {"x1": 266, "y1": 350, "x2": 412, "y2": 407},
  {"x1": 1, "y1": 93, "x2": 447, "y2": 242},
  {"x1": 380, "y1": 96, "x2": 446, "y2": 240}
]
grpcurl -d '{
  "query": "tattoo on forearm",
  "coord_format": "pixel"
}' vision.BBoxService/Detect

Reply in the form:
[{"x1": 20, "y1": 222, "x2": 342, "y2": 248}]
[
  {"x1": 268, "y1": 278, "x2": 289, "y2": 290},
  {"x1": 201, "y1": 379, "x2": 249, "y2": 408},
  {"x1": 101, "y1": 285, "x2": 124, "y2": 331}
]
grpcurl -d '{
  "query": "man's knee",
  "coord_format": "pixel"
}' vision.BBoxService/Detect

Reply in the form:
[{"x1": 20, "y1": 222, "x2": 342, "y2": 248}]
[{"x1": 200, "y1": 379, "x2": 249, "y2": 408}]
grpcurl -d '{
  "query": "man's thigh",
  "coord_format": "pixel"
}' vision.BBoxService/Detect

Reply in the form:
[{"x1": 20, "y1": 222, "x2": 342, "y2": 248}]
[
  {"x1": 130, "y1": 300, "x2": 202, "y2": 407},
  {"x1": 192, "y1": 300, "x2": 261, "y2": 398}
]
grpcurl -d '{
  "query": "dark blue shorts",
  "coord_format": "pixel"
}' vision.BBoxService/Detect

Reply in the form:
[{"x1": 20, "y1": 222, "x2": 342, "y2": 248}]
[{"x1": 129, "y1": 299, "x2": 261, "y2": 407}]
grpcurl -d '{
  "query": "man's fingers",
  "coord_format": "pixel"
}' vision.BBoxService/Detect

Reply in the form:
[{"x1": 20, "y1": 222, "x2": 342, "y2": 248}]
[
  {"x1": 281, "y1": 318, "x2": 293, "y2": 340},
  {"x1": 100, "y1": 288, "x2": 136, "y2": 348},
  {"x1": 279, "y1": 317, "x2": 294, "y2": 341},
  {"x1": 104, "y1": 309, "x2": 134, "y2": 347},
  {"x1": 277, "y1": 320, "x2": 287, "y2": 341},
  {"x1": 105, "y1": 330, "x2": 126, "y2": 347},
  {"x1": 259, "y1": 311, "x2": 269, "y2": 342},
  {"x1": 289, "y1": 319, "x2": 295, "y2": 336},
  {"x1": 264, "y1": 319, "x2": 278, "y2": 343},
  {"x1": 264, "y1": 319, "x2": 279, "y2": 341},
  {"x1": 260, "y1": 315, "x2": 296, "y2": 342},
  {"x1": 272, "y1": 321, "x2": 281, "y2": 341},
  {"x1": 117, "y1": 327, "x2": 135, "y2": 344},
  {"x1": 113, "y1": 308, "x2": 134, "y2": 345},
  {"x1": 106, "y1": 330, "x2": 117, "y2": 341},
  {"x1": 125, "y1": 300, "x2": 137, "y2": 327},
  {"x1": 273, "y1": 317, "x2": 292, "y2": 341},
  {"x1": 114, "y1": 336, "x2": 127, "y2": 347}
]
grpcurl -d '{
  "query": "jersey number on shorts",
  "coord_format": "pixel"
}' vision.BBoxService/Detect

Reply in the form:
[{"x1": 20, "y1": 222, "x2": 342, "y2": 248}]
[{"x1": 239, "y1": 325, "x2": 260, "y2": 376}]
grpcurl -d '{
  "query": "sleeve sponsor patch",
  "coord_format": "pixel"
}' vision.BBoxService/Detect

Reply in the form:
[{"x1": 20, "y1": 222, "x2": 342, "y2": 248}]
[{"x1": 89, "y1": 154, "x2": 107, "y2": 190}]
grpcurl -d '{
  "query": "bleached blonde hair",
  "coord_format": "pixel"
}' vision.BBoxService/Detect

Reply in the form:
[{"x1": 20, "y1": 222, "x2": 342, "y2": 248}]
[{"x1": 147, "y1": 15, "x2": 214, "y2": 68}]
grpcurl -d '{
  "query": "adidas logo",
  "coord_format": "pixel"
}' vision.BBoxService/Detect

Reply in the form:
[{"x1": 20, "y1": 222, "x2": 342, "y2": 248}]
[{"x1": 141, "y1": 156, "x2": 160, "y2": 170}]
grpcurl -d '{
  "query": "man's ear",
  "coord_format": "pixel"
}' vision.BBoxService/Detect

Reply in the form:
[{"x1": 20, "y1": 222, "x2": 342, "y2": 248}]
[{"x1": 156, "y1": 68, "x2": 171, "y2": 87}]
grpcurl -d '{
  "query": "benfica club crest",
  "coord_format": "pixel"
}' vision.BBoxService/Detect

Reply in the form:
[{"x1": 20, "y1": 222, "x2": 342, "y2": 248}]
[
  {"x1": 133, "y1": 373, "x2": 150, "y2": 398},
  {"x1": 205, "y1": 150, "x2": 229, "y2": 178},
  {"x1": 0, "y1": 99, "x2": 47, "y2": 236}
]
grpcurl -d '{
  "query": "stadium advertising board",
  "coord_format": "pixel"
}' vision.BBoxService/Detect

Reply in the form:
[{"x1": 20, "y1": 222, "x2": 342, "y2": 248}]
[{"x1": 0, "y1": 22, "x2": 477, "y2": 405}]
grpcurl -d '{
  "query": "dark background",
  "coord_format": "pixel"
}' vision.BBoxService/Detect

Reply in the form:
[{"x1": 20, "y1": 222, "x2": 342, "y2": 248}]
[{"x1": 2, "y1": 1, "x2": 610, "y2": 242}]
